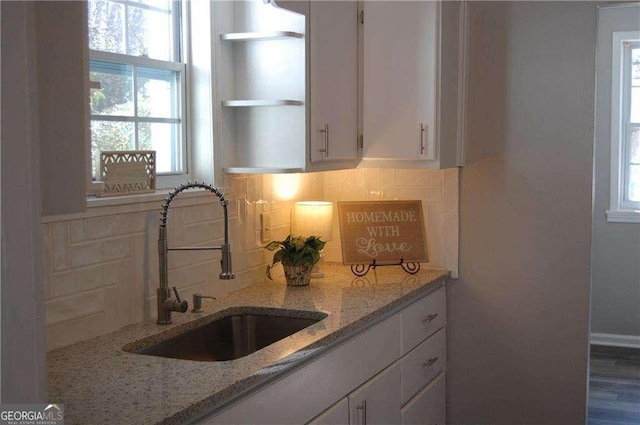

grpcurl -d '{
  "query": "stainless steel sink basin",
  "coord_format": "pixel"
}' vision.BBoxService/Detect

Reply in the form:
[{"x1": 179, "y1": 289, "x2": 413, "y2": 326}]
[{"x1": 127, "y1": 308, "x2": 327, "y2": 362}]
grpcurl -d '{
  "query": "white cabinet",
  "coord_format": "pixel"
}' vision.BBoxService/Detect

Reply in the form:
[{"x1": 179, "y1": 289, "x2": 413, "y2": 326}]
[
  {"x1": 349, "y1": 362, "x2": 401, "y2": 425},
  {"x1": 217, "y1": 0, "x2": 359, "y2": 175},
  {"x1": 308, "y1": 397, "x2": 349, "y2": 425},
  {"x1": 309, "y1": 0, "x2": 359, "y2": 164},
  {"x1": 400, "y1": 329, "x2": 446, "y2": 406},
  {"x1": 401, "y1": 372, "x2": 446, "y2": 425},
  {"x1": 401, "y1": 285, "x2": 447, "y2": 354},
  {"x1": 361, "y1": 1, "x2": 464, "y2": 169},
  {"x1": 195, "y1": 285, "x2": 446, "y2": 425}
]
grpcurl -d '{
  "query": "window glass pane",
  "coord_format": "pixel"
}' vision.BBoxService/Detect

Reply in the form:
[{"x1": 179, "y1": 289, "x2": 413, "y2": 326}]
[
  {"x1": 139, "y1": 122, "x2": 182, "y2": 173},
  {"x1": 632, "y1": 48, "x2": 640, "y2": 123},
  {"x1": 127, "y1": 5, "x2": 174, "y2": 61},
  {"x1": 137, "y1": 67, "x2": 179, "y2": 118},
  {"x1": 631, "y1": 86, "x2": 640, "y2": 123},
  {"x1": 631, "y1": 127, "x2": 640, "y2": 164},
  {"x1": 90, "y1": 60, "x2": 134, "y2": 116},
  {"x1": 632, "y1": 48, "x2": 639, "y2": 86},
  {"x1": 91, "y1": 121, "x2": 135, "y2": 176},
  {"x1": 628, "y1": 164, "x2": 640, "y2": 202},
  {"x1": 88, "y1": 0, "x2": 125, "y2": 54}
]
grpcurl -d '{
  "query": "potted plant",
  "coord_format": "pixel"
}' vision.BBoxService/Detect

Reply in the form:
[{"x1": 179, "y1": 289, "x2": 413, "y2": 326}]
[{"x1": 265, "y1": 235, "x2": 326, "y2": 286}]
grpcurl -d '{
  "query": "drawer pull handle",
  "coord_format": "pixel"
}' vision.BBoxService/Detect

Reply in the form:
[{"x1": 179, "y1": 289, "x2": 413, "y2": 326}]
[
  {"x1": 422, "y1": 313, "x2": 438, "y2": 324},
  {"x1": 423, "y1": 357, "x2": 439, "y2": 368},
  {"x1": 356, "y1": 400, "x2": 367, "y2": 425}
]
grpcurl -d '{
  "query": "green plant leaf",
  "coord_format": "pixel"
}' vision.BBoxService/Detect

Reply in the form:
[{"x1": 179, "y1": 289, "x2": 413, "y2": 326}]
[
  {"x1": 264, "y1": 241, "x2": 281, "y2": 251},
  {"x1": 273, "y1": 250, "x2": 284, "y2": 266}
]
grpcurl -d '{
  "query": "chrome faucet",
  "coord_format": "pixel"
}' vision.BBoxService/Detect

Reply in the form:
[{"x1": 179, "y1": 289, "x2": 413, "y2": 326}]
[{"x1": 157, "y1": 181, "x2": 235, "y2": 324}]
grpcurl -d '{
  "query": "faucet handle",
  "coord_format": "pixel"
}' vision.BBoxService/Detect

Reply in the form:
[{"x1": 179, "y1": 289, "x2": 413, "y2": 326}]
[
  {"x1": 170, "y1": 286, "x2": 188, "y2": 313},
  {"x1": 172, "y1": 286, "x2": 182, "y2": 302}
]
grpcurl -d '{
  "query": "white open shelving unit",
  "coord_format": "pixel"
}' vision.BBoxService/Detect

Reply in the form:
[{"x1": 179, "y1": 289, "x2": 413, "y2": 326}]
[{"x1": 216, "y1": 1, "x2": 307, "y2": 175}]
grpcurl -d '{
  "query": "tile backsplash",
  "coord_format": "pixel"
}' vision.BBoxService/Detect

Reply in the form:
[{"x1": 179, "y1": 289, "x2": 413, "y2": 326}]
[{"x1": 42, "y1": 168, "x2": 457, "y2": 351}]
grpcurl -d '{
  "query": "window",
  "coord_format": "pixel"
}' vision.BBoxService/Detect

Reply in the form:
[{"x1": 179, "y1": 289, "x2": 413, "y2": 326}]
[
  {"x1": 88, "y1": 0, "x2": 187, "y2": 188},
  {"x1": 608, "y1": 31, "x2": 640, "y2": 221}
]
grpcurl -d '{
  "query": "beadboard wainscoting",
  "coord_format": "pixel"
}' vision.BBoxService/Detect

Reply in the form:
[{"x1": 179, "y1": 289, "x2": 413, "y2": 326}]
[{"x1": 41, "y1": 168, "x2": 458, "y2": 351}]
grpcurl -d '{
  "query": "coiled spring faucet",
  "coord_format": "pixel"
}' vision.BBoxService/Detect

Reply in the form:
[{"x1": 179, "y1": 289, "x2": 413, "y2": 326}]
[{"x1": 158, "y1": 181, "x2": 234, "y2": 324}]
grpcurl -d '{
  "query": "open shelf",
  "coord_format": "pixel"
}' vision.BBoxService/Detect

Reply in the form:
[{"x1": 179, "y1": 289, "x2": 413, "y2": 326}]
[
  {"x1": 221, "y1": 99, "x2": 304, "y2": 107},
  {"x1": 223, "y1": 167, "x2": 305, "y2": 174},
  {"x1": 221, "y1": 31, "x2": 304, "y2": 41}
]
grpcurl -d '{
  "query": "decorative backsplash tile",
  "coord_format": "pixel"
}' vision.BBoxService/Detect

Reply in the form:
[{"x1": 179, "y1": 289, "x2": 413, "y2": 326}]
[{"x1": 42, "y1": 168, "x2": 458, "y2": 351}]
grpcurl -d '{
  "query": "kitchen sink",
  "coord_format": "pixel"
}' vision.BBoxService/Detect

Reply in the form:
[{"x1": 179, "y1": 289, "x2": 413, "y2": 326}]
[{"x1": 128, "y1": 308, "x2": 327, "y2": 362}]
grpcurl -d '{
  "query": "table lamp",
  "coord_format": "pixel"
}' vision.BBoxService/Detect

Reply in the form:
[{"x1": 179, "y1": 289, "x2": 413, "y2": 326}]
[{"x1": 293, "y1": 201, "x2": 333, "y2": 278}]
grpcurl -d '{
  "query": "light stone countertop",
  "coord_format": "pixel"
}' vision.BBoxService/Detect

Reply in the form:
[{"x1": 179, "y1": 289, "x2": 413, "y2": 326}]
[{"x1": 47, "y1": 264, "x2": 449, "y2": 425}]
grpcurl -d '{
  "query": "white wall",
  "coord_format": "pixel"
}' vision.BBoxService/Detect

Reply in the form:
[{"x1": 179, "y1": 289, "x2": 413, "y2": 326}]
[
  {"x1": 35, "y1": 1, "x2": 88, "y2": 216},
  {"x1": 448, "y1": 2, "x2": 594, "y2": 423},
  {"x1": 1, "y1": 1, "x2": 47, "y2": 402},
  {"x1": 590, "y1": 3, "x2": 640, "y2": 344}
]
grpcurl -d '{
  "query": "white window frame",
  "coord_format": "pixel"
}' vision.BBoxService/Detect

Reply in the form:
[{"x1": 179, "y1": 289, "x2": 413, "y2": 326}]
[
  {"x1": 88, "y1": 0, "x2": 191, "y2": 193},
  {"x1": 607, "y1": 30, "x2": 640, "y2": 223}
]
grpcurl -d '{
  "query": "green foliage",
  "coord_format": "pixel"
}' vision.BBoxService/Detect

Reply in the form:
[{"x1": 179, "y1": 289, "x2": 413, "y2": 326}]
[{"x1": 264, "y1": 235, "x2": 326, "y2": 280}]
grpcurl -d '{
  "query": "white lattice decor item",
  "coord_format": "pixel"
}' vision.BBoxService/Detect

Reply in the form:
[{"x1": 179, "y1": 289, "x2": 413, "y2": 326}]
[{"x1": 98, "y1": 151, "x2": 156, "y2": 197}]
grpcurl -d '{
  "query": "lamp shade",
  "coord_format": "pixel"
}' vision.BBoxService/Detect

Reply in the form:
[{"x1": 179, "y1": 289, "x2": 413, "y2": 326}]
[{"x1": 293, "y1": 201, "x2": 333, "y2": 242}]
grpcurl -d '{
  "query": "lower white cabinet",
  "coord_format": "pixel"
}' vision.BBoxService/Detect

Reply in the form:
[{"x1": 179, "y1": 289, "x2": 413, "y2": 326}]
[
  {"x1": 194, "y1": 285, "x2": 446, "y2": 425},
  {"x1": 309, "y1": 362, "x2": 402, "y2": 425},
  {"x1": 349, "y1": 362, "x2": 401, "y2": 425},
  {"x1": 401, "y1": 372, "x2": 446, "y2": 425},
  {"x1": 308, "y1": 397, "x2": 349, "y2": 425},
  {"x1": 401, "y1": 328, "x2": 446, "y2": 405}
]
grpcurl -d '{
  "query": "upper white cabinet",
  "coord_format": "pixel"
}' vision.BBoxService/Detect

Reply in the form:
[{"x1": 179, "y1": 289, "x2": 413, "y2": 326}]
[
  {"x1": 216, "y1": 0, "x2": 464, "y2": 174},
  {"x1": 309, "y1": 0, "x2": 359, "y2": 164},
  {"x1": 361, "y1": 1, "x2": 464, "y2": 169},
  {"x1": 216, "y1": 0, "x2": 360, "y2": 175}
]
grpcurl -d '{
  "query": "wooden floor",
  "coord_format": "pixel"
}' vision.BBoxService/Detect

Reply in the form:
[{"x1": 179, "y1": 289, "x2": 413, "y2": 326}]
[{"x1": 588, "y1": 345, "x2": 640, "y2": 425}]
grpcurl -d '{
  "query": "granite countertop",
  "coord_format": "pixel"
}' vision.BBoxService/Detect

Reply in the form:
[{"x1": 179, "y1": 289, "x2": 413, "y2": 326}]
[{"x1": 47, "y1": 264, "x2": 449, "y2": 425}]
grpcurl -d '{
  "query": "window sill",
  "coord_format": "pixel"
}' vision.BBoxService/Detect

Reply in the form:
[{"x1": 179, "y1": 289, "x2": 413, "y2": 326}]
[
  {"x1": 606, "y1": 209, "x2": 640, "y2": 223},
  {"x1": 86, "y1": 189, "x2": 177, "y2": 209},
  {"x1": 41, "y1": 188, "x2": 224, "y2": 224}
]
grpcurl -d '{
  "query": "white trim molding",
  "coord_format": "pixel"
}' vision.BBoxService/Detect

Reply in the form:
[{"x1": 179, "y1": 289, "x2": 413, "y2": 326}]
[
  {"x1": 591, "y1": 332, "x2": 640, "y2": 349},
  {"x1": 608, "y1": 30, "x2": 640, "y2": 214},
  {"x1": 606, "y1": 209, "x2": 640, "y2": 223}
]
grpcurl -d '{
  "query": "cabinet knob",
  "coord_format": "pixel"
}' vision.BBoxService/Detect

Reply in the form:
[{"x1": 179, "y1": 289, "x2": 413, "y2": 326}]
[{"x1": 422, "y1": 313, "x2": 438, "y2": 324}]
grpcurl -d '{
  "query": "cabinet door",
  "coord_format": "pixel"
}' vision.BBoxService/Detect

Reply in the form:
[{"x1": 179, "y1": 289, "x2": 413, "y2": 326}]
[
  {"x1": 362, "y1": 1, "x2": 438, "y2": 160},
  {"x1": 401, "y1": 372, "x2": 445, "y2": 425},
  {"x1": 307, "y1": 397, "x2": 349, "y2": 425},
  {"x1": 349, "y1": 362, "x2": 401, "y2": 425},
  {"x1": 310, "y1": 0, "x2": 359, "y2": 163}
]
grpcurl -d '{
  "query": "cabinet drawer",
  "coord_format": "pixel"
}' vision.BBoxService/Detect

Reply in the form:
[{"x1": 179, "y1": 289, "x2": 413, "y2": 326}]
[
  {"x1": 400, "y1": 328, "x2": 446, "y2": 406},
  {"x1": 401, "y1": 372, "x2": 445, "y2": 425},
  {"x1": 400, "y1": 286, "x2": 446, "y2": 354}
]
